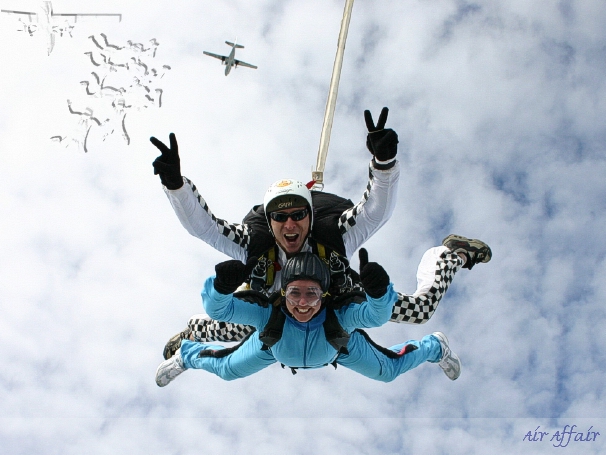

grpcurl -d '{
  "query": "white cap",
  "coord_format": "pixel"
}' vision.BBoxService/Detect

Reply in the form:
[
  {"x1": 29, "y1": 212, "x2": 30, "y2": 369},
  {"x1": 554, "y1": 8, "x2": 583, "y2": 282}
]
[{"x1": 263, "y1": 179, "x2": 313, "y2": 229}]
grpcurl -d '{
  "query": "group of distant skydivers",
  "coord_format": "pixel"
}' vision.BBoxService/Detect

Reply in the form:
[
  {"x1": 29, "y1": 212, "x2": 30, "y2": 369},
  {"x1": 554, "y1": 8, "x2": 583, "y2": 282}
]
[{"x1": 149, "y1": 107, "x2": 492, "y2": 386}]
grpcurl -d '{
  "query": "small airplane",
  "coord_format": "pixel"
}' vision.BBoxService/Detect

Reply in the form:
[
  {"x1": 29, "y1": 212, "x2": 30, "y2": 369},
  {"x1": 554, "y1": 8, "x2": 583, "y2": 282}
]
[
  {"x1": 1, "y1": 1, "x2": 121, "y2": 56},
  {"x1": 203, "y1": 40, "x2": 257, "y2": 76}
]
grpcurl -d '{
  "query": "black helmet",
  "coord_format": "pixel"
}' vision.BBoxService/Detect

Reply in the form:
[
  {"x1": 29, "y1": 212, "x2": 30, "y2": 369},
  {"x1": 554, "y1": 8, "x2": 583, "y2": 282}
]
[{"x1": 281, "y1": 252, "x2": 330, "y2": 292}]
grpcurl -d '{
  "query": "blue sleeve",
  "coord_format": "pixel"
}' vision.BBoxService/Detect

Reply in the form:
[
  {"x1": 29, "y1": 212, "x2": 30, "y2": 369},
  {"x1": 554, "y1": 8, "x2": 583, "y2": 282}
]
[
  {"x1": 201, "y1": 276, "x2": 271, "y2": 329},
  {"x1": 336, "y1": 283, "x2": 397, "y2": 331}
]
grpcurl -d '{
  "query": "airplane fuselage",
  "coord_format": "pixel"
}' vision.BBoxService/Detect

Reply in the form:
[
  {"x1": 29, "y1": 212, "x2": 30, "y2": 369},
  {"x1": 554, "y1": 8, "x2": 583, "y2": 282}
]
[{"x1": 224, "y1": 47, "x2": 237, "y2": 76}]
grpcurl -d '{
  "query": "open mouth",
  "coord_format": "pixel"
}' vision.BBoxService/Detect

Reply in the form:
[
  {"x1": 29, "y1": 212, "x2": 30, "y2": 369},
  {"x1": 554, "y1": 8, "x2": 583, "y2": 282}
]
[
  {"x1": 284, "y1": 233, "x2": 299, "y2": 244},
  {"x1": 294, "y1": 307, "x2": 311, "y2": 314}
]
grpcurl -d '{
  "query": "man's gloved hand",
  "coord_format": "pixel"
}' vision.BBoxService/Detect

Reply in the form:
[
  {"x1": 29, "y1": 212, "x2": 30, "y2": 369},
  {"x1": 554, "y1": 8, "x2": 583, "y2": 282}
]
[
  {"x1": 214, "y1": 257, "x2": 258, "y2": 295},
  {"x1": 150, "y1": 133, "x2": 183, "y2": 190},
  {"x1": 364, "y1": 107, "x2": 399, "y2": 169},
  {"x1": 359, "y1": 248, "x2": 390, "y2": 299}
]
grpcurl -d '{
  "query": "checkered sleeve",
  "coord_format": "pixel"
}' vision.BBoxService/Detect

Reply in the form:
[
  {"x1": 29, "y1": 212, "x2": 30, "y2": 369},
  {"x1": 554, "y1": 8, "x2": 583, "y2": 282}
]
[
  {"x1": 340, "y1": 161, "x2": 400, "y2": 258},
  {"x1": 163, "y1": 177, "x2": 250, "y2": 260},
  {"x1": 390, "y1": 251, "x2": 462, "y2": 324},
  {"x1": 188, "y1": 314, "x2": 255, "y2": 342}
]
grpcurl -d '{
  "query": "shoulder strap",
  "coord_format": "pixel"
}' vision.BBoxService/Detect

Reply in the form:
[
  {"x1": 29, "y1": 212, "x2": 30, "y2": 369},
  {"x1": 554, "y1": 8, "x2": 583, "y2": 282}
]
[
  {"x1": 258, "y1": 295, "x2": 286, "y2": 350},
  {"x1": 322, "y1": 306, "x2": 350, "y2": 354},
  {"x1": 267, "y1": 247, "x2": 276, "y2": 287}
]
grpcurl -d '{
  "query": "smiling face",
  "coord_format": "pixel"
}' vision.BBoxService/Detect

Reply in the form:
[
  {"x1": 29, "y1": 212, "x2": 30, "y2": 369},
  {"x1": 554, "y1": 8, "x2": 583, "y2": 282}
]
[
  {"x1": 269, "y1": 206, "x2": 311, "y2": 256},
  {"x1": 284, "y1": 279, "x2": 323, "y2": 323}
]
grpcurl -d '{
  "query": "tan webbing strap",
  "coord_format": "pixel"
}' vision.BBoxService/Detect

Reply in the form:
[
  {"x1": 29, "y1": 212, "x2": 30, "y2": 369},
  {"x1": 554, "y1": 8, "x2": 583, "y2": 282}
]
[{"x1": 266, "y1": 247, "x2": 276, "y2": 287}]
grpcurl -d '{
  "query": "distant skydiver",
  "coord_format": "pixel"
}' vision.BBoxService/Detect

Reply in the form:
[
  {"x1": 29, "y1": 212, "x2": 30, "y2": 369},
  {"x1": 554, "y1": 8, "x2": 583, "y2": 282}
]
[
  {"x1": 149, "y1": 108, "x2": 491, "y2": 359},
  {"x1": 156, "y1": 252, "x2": 461, "y2": 385}
]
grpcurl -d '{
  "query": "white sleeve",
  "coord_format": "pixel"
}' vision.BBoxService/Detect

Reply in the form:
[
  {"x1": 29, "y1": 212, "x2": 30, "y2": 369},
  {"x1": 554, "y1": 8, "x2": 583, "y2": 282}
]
[
  {"x1": 340, "y1": 160, "x2": 400, "y2": 258},
  {"x1": 163, "y1": 177, "x2": 249, "y2": 261}
]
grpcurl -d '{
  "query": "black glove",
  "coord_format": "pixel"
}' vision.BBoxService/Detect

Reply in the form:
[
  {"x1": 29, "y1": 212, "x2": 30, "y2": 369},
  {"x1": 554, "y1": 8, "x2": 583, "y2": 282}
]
[
  {"x1": 359, "y1": 249, "x2": 390, "y2": 299},
  {"x1": 365, "y1": 107, "x2": 398, "y2": 169},
  {"x1": 358, "y1": 248, "x2": 369, "y2": 272},
  {"x1": 150, "y1": 133, "x2": 183, "y2": 190},
  {"x1": 214, "y1": 257, "x2": 258, "y2": 295}
]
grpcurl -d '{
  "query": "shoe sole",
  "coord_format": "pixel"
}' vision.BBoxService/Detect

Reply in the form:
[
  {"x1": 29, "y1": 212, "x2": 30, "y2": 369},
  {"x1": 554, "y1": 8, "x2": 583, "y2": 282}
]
[
  {"x1": 442, "y1": 234, "x2": 492, "y2": 263},
  {"x1": 163, "y1": 328, "x2": 191, "y2": 360}
]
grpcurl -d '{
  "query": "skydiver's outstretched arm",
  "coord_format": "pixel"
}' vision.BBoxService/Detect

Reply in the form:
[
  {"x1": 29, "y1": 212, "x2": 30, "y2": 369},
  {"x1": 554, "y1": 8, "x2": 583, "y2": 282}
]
[
  {"x1": 149, "y1": 133, "x2": 250, "y2": 261},
  {"x1": 339, "y1": 108, "x2": 401, "y2": 258}
]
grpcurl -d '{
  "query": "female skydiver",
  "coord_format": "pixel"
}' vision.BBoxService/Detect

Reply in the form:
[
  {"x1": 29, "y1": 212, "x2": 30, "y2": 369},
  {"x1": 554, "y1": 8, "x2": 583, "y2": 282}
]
[{"x1": 155, "y1": 252, "x2": 461, "y2": 386}]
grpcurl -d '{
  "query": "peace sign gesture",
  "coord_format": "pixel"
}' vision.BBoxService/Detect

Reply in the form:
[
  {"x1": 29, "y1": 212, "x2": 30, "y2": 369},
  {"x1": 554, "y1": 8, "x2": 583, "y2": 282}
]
[
  {"x1": 364, "y1": 107, "x2": 389, "y2": 133},
  {"x1": 150, "y1": 133, "x2": 183, "y2": 190},
  {"x1": 363, "y1": 107, "x2": 399, "y2": 168}
]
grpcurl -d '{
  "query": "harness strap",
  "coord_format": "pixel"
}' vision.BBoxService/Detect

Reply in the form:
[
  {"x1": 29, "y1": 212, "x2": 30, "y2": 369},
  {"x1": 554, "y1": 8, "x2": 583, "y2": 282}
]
[
  {"x1": 267, "y1": 247, "x2": 276, "y2": 287},
  {"x1": 316, "y1": 242, "x2": 326, "y2": 260},
  {"x1": 354, "y1": 329, "x2": 418, "y2": 359},
  {"x1": 323, "y1": 307, "x2": 350, "y2": 354},
  {"x1": 258, "y1": 304, "x2": 286, "y2": 350}
]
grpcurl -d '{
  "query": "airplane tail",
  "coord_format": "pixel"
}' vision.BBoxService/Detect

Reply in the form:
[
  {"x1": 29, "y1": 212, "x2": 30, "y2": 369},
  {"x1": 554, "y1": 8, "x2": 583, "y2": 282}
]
[{"x1": 225, "y1": 41, "x2": 244, "y2": 49}]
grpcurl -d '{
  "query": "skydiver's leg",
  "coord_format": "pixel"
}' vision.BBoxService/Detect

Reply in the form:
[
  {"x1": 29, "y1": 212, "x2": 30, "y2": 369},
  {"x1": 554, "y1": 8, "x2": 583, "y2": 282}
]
[
  {"x1": 189, "y1": 314, "x2": 255, "y2": 342},
  {"x1": 336, "y1": 330, "x2": 443, "y2": 382},
  {"x1": 162, "y1": 315, "x2": 254, "y2": 360},
  {"x1": 180, "y1": 335, "x2": 276, "y2": 381},
  {"x1": 389, "y1": 247, "x2": 463, "y2": 324}
]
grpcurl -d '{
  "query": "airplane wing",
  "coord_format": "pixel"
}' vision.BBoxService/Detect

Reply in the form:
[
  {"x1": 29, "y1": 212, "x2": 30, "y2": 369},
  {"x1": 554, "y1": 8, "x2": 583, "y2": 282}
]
[
  {"x1": 203, "y1": 51, "x2": 227, "y2": 62},
  {"x1": 1, "y1": 9, "x2": 37, "y2": 17},
  {"x1": 234, "y1": 59, "x2": 257, "y2": 69},
  {"x1": 52, "y1": 13, "x2": 122, "y2": 23},
  {"x1": 1, "y1": 9, "x2": 122, "y2": 22}
]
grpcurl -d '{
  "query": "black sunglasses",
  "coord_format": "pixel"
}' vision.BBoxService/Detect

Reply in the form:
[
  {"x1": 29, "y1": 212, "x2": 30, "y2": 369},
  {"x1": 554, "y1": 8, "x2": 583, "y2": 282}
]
[{"x1": 269, "y1": 208, "x2": 309, "y2": 222}]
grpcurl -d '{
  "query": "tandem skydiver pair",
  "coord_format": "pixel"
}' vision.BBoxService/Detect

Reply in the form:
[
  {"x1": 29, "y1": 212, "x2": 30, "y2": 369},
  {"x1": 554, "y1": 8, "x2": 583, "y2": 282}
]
[{"x1": 149, "y1": 107, "x2": 491, "y2": 386}]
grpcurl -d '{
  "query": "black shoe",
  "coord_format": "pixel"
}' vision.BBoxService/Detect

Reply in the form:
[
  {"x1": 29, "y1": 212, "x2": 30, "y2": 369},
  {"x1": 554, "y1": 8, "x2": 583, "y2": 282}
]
[
  {"x1": 163, "y1": 327, "x2": 191, "y2": 360},
  {"x1": 442, "y1": 234, "x2": 492, "y2": 270}
]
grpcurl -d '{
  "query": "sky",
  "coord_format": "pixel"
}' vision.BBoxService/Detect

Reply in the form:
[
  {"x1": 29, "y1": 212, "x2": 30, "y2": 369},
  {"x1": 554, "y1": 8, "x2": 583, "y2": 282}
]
[{"x1": 1, "y1": 0, "x2": 606, "y2": 453}]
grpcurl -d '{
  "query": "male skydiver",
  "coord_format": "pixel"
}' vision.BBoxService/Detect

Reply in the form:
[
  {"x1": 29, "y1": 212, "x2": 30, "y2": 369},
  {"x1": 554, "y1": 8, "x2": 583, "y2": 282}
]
[
  {"x1": 156, "y1": 252, "x2": 461, "y2": 385},
  {"x1": 149, "y1": 108, "x2": 400, "y2": 265}
]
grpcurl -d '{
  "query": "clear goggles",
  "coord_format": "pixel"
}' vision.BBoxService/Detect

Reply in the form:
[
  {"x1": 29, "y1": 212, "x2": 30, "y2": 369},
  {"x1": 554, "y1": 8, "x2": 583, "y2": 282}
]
[
  {"x1": 284, "y1": 285, "x2": 324, "y2": 307},
  {"x1": 269, "y1": 208, "x2": 309, "y2": 223}
]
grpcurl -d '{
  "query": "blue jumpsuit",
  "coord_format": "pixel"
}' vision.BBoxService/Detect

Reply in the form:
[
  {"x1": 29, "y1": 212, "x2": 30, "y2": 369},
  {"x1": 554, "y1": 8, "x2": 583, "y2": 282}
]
[{"x1": 180, "y1": 277, "x2": 442, "y2": 382}]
